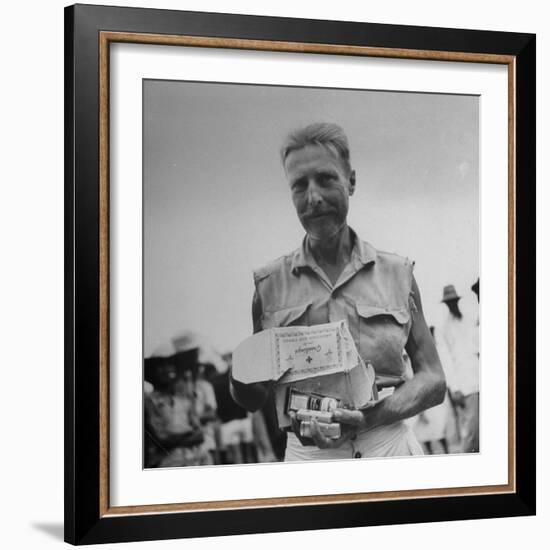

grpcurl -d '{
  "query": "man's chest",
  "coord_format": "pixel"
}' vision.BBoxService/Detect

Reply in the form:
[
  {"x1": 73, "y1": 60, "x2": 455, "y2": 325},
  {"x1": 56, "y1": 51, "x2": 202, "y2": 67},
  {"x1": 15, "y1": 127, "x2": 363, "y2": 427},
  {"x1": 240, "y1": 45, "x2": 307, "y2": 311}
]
[{"x1": 314, "y1": 259, "x2": 345, "y2": 287}]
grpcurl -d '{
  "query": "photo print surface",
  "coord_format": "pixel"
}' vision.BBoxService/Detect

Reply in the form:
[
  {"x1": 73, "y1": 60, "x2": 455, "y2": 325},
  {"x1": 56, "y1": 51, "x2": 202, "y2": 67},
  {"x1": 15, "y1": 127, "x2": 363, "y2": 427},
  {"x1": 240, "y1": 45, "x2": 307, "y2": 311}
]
[{"x1": 142, "y1": 79, "x2": 479, "y2": 469}]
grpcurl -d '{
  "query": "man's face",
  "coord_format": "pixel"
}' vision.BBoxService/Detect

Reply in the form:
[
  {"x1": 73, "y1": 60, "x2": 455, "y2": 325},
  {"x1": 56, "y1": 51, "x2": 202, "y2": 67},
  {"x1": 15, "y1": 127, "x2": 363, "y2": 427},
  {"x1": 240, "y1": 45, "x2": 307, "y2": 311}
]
[
  {"x1": 157, "y1": 363, "x2": 177, "y2": 387},
  {"x1": 174, "y1": 369, "x2": 195, "y2": 397},
  {"x1": 284, "y1": 144, "x2": 355, "y2": 240}
]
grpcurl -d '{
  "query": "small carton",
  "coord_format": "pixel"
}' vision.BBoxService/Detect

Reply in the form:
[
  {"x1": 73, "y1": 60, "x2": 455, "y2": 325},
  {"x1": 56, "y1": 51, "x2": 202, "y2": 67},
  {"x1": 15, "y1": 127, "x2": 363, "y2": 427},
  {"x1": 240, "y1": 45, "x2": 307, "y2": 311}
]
[{"x1": 232, "y1": 321, "x2": 376, "y2": 429}]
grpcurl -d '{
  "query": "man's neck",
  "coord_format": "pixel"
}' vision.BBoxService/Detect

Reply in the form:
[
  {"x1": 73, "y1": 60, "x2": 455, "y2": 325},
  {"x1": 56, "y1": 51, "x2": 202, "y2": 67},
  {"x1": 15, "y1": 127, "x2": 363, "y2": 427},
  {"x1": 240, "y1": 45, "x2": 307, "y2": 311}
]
[{"x1": 308, "y1": 225, "x2": 353, "y2": 267}]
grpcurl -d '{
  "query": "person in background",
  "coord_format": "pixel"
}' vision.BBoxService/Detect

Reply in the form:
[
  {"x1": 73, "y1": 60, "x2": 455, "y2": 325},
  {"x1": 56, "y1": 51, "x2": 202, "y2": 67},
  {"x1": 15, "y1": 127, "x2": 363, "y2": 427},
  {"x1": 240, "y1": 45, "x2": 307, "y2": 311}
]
[
  {"x1": 213, "y1": 354, "x2": 278, "y2": 463},
  {"x1": 411, "y1": 327, "x2": 453, "y2": 454},
  {"x1": 144, "y1": 357, "x2": 208, "y2": 468},
  {"x1": 471, "y1": 277, "x2": 480, "y2": 371},
  {"x1": 439, "y1": 284, "x2": 480, "y2": 453},
  {"x1": 144, "y1": 341, "x2": 210, "y2": 468},
  {"x1": 194, "y1": 363, "x2": 220, "y2": 464},
  {"x1": 471, "y1": 278, "x2": 479, "y2": 304},
  {"x1": 213, "y1": 354, "x2": 257, "y2": 464},
  {"x1": 171, "y1": 331, "x2": 223, "y2": 465}
]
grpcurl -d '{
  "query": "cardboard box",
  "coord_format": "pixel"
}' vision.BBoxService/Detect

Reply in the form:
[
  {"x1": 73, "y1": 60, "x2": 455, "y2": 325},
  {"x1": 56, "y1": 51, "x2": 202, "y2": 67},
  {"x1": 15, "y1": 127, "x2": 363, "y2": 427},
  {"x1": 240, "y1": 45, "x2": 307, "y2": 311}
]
[{"x1": 232, "y1": 321, "x2": 376, "y2": 429}]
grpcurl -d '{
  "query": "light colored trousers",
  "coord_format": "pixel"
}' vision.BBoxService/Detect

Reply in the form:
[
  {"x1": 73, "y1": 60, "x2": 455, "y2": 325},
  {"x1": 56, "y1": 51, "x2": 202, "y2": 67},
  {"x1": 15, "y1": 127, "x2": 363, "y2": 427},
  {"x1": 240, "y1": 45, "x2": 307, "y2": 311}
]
[{"x1": 284, "y1": 420, "x2": 423, "y2": 462}]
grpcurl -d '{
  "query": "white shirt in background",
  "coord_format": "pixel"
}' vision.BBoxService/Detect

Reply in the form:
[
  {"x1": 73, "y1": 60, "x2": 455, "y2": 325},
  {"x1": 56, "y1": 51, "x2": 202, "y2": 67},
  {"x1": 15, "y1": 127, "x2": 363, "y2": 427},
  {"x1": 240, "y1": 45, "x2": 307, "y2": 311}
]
[{"x1": 439, "y1": 312, "x2": 479, "y2": 396}]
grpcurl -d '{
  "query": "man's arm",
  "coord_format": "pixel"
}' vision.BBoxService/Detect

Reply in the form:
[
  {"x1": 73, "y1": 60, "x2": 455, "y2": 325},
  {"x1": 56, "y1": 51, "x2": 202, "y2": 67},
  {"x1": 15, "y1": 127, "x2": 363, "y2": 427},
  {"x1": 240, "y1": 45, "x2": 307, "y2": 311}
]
[
  {"x1": 383, "y1": 275, "x2": 446, "y2": 418},
  {"x1": 335, "y1": 275, "x2": 446, "y2": 432},
  {"x1": 229, "y1": 289, "x2": 271, "y2": 412}
]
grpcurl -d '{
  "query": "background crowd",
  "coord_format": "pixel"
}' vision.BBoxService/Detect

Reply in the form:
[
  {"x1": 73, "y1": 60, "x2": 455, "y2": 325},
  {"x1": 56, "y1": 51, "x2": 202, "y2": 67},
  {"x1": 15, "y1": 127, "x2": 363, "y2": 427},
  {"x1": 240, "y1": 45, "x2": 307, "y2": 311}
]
[{"x1": 144, "y1": 278, "x2": 480, "y2": 468}]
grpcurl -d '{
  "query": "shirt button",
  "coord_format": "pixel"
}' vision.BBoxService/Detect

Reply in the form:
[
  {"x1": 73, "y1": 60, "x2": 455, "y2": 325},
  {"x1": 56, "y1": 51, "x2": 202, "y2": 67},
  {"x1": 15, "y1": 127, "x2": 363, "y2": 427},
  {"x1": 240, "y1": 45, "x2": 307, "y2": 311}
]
[{"x1": 354, "y1": 452, "x2": 362, "y2": 459}]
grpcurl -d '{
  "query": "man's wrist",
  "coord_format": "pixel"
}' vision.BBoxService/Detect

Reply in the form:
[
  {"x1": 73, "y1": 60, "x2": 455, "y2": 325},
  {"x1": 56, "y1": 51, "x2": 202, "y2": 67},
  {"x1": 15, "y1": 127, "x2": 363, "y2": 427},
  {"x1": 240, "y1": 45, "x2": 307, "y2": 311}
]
[{"x1": 361, "y1": 401, "x2": 384, "y2": 431}]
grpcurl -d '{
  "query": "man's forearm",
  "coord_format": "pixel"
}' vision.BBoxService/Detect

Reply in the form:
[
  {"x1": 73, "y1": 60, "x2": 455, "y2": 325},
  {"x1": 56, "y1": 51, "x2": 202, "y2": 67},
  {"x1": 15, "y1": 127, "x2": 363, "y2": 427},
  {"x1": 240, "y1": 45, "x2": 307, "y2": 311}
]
[
  {"x1": 364, "y1": 371, "x2": 446, "y2": 431},
  {"x1": 229, "y1": 375, "x2": 271, "y2": 412}
]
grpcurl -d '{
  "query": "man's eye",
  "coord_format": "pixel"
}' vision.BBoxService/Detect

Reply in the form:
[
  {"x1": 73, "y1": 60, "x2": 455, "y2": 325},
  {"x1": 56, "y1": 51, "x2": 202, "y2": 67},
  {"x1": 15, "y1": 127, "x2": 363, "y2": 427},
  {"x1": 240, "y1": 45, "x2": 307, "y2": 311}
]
[
  {"x1": 318, "y1": 174, "x2": 334, "y2": 184},
  {"x1": 292, "y1": 181, "x2": 306, "y2": 192}
]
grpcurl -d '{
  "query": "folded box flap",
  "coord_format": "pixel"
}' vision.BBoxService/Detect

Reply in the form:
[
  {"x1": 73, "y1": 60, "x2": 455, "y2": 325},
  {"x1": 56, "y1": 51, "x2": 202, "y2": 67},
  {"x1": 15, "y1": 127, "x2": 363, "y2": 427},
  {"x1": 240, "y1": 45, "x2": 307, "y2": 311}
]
[
  {"x1": 346, "y1": 361, "x2": 376, "y2": 408},
  {"x1": 232, "y1": 330, "x2": 274, "y2": 384}
]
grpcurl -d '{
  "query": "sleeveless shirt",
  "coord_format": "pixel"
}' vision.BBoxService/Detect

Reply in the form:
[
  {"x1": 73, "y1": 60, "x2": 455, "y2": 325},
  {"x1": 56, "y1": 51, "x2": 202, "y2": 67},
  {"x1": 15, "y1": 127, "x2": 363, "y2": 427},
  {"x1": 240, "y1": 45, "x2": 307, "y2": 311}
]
[{"x1": 253, "y1": 230, "x2": 415, "y2": 382}]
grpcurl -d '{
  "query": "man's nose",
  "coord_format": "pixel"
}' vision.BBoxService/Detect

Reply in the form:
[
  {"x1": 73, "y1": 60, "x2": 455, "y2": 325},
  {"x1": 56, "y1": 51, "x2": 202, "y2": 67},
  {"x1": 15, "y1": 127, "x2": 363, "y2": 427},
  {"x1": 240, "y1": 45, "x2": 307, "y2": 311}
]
[{"x1": 306, "y1": 181, "x2": 323, "y2": 205}]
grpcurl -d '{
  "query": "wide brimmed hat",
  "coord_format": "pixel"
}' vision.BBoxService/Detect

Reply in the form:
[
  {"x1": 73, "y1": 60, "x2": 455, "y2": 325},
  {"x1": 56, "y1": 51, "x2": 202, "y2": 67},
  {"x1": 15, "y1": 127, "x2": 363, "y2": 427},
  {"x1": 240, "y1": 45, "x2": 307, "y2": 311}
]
[
  {"x1": 441, "y1": 284, "x2": 461, "y2": 303},
  {"x1": 149, "y1": 330, "x2": 202, "y2": 359},
  {"x1": 147, "y1": 330, "x2": 227, "y2": 375}
]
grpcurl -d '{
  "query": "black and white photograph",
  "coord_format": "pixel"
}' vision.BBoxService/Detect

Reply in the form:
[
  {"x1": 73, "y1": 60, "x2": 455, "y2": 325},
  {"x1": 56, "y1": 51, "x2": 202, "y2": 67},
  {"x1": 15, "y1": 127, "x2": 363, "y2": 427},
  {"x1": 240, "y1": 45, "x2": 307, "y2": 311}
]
[{"x1": 142, "y1": 80, "x2": 480, "y2": 469}]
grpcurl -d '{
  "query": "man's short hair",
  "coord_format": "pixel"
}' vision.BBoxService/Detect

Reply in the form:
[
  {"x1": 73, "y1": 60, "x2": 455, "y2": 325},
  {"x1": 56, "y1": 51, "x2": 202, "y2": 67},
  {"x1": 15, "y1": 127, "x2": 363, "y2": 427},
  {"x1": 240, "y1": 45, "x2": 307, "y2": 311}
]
[{"x1": 280, "y1": 122, "x2": 352, "y2": 174}]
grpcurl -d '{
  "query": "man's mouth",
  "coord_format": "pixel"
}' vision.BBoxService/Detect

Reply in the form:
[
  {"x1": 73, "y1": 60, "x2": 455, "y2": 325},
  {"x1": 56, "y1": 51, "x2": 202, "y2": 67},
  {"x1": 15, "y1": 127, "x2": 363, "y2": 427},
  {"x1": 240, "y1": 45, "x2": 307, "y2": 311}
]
[{"x1": 307, "y1": 211, "x2": 331, "y2": 219}]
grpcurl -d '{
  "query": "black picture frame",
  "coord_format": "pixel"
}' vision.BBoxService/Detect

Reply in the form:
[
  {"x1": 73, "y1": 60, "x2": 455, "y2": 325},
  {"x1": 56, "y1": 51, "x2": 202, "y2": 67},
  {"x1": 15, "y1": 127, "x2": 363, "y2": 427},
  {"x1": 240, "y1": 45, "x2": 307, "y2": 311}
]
[{"x1": 65, "y1": 3, "x2": 536, "y2": 545}]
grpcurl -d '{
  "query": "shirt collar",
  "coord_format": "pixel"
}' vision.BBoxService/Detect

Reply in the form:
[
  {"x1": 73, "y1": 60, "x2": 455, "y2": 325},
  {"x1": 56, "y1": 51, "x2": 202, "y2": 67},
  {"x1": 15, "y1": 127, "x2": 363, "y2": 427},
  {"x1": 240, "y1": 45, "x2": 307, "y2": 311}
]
[{"x1": 290, "y1": 227, "x2": 377, "y2": 274}]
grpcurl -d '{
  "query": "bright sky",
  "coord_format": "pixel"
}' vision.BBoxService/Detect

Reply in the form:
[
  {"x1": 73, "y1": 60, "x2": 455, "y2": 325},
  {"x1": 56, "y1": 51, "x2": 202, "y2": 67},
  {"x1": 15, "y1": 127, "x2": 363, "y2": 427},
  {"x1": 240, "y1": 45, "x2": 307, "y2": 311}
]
[{"x1": 143, "y1": 80, "x2": 479, "y2": 356}]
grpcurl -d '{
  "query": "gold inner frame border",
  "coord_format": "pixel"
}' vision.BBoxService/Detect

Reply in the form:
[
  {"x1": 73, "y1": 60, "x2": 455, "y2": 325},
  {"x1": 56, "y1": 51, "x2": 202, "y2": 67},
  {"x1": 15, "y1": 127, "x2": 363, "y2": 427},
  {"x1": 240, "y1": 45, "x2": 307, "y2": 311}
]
[{"x1": 98, "y1": 31, "x2": 517, "y2": 518}]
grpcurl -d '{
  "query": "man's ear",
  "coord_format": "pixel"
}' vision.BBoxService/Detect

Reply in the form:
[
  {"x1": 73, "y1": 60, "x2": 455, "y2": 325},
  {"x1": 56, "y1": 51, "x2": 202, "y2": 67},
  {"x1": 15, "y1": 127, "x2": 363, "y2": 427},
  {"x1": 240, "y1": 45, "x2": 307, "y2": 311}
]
[{"x1": 348, "y1": 170, "x2": 356, "y2": 196}]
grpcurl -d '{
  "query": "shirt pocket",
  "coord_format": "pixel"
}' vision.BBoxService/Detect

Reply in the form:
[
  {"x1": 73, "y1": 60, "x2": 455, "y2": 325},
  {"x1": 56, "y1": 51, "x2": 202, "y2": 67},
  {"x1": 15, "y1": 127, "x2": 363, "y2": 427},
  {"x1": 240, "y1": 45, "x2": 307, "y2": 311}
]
[
  {"x1": 354, "y1": 303, "x2": 411, "y2": 375},
  {"x1": 262, "y1": 302, "x2": 311, "y2": 329},
  {"x1": 355, "y1": 303, "x2": 410, "y2": 325}
]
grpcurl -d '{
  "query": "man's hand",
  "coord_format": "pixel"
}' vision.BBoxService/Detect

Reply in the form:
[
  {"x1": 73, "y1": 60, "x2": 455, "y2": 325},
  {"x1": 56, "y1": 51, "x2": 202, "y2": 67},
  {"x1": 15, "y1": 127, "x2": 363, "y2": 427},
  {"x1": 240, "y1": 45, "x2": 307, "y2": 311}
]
[
  {"x1": 288, "y1": 411, "x2": 317, "y2": 446},
  {"x1": 289, "y1": 403, "x2": 376, "y2": 449},
  {"x1": 229, "y1": 375, "x2": 271, "y2": 412},
  {"x1": 289, "y1": 411, "x2": 356, "y2": 449}
]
